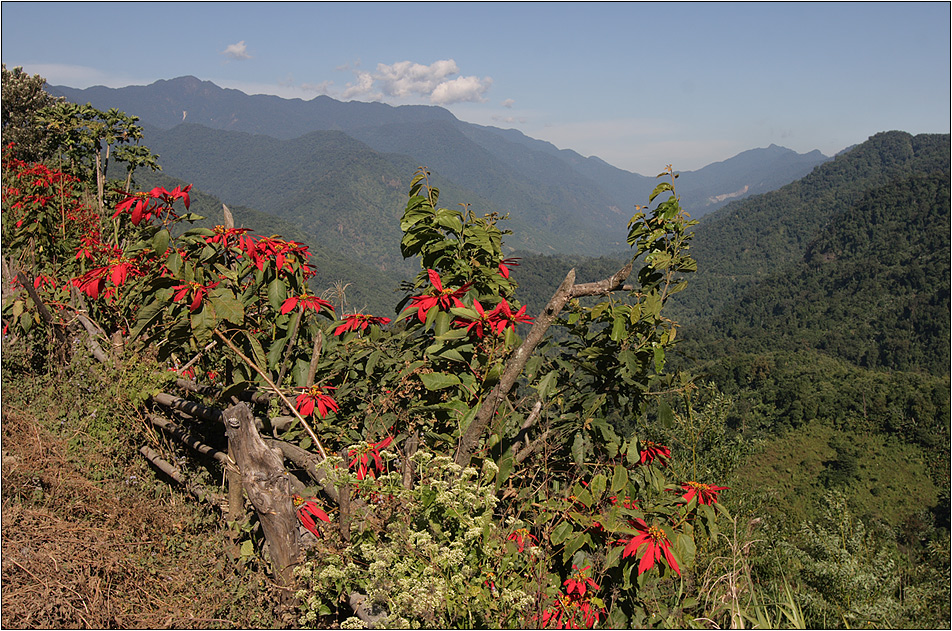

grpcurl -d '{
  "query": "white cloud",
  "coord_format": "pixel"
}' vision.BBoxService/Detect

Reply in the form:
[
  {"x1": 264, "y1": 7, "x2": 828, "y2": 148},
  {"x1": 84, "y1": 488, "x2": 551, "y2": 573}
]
[
  {"x1": 502, "y1": 98, "x2": 515, "y2": 109},
  {"x1": 222, "y1": 41, "x2": 251, "y2": 60},
  {"x1": 342, "y1": 71, "x2": 381, "y2": 101},
  {"x1": 340, "y1": 59, "x2": 492, "y2": 105},
  {"x1": 430, "y1": 75, "x2": 492, "y2": 105}
]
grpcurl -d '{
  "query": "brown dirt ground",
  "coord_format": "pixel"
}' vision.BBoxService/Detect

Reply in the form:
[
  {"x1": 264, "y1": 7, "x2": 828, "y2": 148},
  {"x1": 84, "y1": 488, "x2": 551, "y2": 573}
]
[{"x1": 1, "y1": 405, "x2": 290, "y2": 629}]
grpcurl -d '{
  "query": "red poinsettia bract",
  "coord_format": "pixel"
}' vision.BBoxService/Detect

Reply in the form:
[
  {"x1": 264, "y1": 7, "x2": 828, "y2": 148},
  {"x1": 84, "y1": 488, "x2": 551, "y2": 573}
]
[
  {"x1": 621, "y1": 518, "x2": 681, "y2": 576},
  {"x1": 498, "y1": 256, "x2": 521, "y2": 279},
  {"x1": 349, "y1": 436, "x2": 393, "y2": 480},
  {"x1": 113, "y1": 185, "x2": 191, "y2": 226},
  {"x1": 71, "y1": 256, "x2": 140, "y2": 299},
  {"x1": 334, "y1": 313, "x2": 391, "y2": 336},
  {"x1": 507, "y1": 527, "x2": 538, "y2": 552},
  {"x1": 679, "y1": 481, "x2": 728, "y2": 505},
  {"x1": 638, "y1": 440, "x2": 671, "y2": 467},
  {"x1": 540, "y1": 564, "x2": 605, "y2": 629},
  {"x1": 172, "y1": 280, "x2": 220, "y2": 312},
  {"x1": 455, "y1": 299, "x2": 534, "y2": 339},
  {"x1": 294, "y1": 385, "x2": 339, "y2": 418},
  {"x1": 292, "y1": 495, "x2": 330, "y2": 538},
  {"x1": 281, "y1": 293, "x2": 334, "y2": 316},
  {"x1": 407, "y1": 269, "x2": 470, "y2": 323}
]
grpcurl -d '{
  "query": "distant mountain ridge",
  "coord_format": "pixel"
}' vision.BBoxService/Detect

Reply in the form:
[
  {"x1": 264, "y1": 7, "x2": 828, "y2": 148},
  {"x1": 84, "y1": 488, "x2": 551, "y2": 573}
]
[
  {"x1": 670, "y1": 130, "x2": 951, "y2": 326},
  {"x1": 50, "y1": 76, "x2": 829, "y2": 241}
]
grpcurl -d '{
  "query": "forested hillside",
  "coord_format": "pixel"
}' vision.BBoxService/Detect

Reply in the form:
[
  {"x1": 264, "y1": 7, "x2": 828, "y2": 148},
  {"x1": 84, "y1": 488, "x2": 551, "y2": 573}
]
[
  {"x1": 670, "y1": 131, "x2": 950, "y2": 324},
  {"x1": 707, "y1": 170, "x2": 950, "y2": 374}
]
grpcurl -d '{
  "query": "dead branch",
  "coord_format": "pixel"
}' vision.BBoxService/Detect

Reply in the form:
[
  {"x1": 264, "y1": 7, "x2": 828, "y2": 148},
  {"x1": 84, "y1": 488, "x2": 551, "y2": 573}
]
[
  {"x1": 223, "y1": 402, "x2": 300, "y2": 587},
  {"x1": 305, "y1": 329, "x2": 324, "y2": 387},
  {"x1": 138, "y1": 446, "x2": 222, "y2": 506},
  {"x1": 455, "y1": 261, "x2": 633, "y2": 465},
  {"x1": 146, "y1": 413, "x2": 238, "y2": 474}
]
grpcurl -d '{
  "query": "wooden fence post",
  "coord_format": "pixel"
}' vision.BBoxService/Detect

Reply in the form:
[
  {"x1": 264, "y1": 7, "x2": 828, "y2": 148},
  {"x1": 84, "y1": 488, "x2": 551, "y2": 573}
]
[{"x1": 223, "y1": 402, "x2": 300, "y2": 586}]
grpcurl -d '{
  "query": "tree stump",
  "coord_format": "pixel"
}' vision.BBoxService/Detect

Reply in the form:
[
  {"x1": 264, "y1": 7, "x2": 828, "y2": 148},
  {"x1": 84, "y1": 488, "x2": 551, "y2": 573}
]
[{"x1": 223, "y1": 402, "x2": 300, "y2": 586}]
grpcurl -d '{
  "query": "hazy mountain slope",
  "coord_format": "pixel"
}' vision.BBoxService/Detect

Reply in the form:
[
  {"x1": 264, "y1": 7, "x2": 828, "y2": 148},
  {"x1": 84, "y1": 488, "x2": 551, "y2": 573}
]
[
  {"x1": 707, "y1": 170, "x2": 951, "y2": 375},
  {"x1": 52, "y1": 76, "x2": 827, "y2": 251},
  {"x1": 463, "y1": 125, "x2": 828, "y2": 218},
  {"x1": 347, "y1": 119, "x2": 628, "y2": 250},
  {"x1": 669, "y1": 131, "x2": 950, "y2": 323},
  {"x1": 49, "y1": 76, "x2": 455, "y2": 137}
]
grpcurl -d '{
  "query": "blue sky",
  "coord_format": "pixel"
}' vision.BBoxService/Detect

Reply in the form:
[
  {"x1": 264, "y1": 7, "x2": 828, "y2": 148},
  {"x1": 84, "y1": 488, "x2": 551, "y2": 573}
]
[{"x1": 2, "y1": 1, "x2": 949, "y2": 174}]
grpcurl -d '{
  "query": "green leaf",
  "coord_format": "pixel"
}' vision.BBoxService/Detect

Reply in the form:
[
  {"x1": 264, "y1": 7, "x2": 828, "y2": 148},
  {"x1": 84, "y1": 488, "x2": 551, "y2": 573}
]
[
  {"x1": 658, "y1": 401, "x2": 675, "y2": 429},
  {"x1": 550, "y1": 521, "x2": 574, "y2": 545},
  {"x1": 495, "y1": 449, "x2": 514, "y2": 491},
  {"x1": 611, "y1": 464, "x2": 629, "y2": 495},
  {"x1": 267, "y1": 279, "x2": 287, "y2": 311},
  {"x1": 562, "y1": 532, "x2": 592, "y2": 563},
  {"x1": 267, "y1": 335, "x2": 288, "y2": 370},
  {"x1": 419, "y1": 371, "x2": 461, "y2": 391},
  {"x1": 610, "y1": 314, "x2": 627, "y2": 341},
  {"x1": 190, "y1": 306, "x2": 217, "y2": 344},
  {"x1": 152, "y1": 228, "x2": 170, "y2": 255},
  {"x1": 209, "y1": 287, "x2": 244, "y2": 325},
  {"x1": 536, "y1": 370, "x2": 558, "y2": 399},
  {"x1": 589, "y1": 473, "x2": 607, "y2": 502},
  {"x1": 649, "y1": 181, "x2": 674, "y2": 203},
  {"x1": 245, "y1": 332, "x2": 267, "y2": 373}
]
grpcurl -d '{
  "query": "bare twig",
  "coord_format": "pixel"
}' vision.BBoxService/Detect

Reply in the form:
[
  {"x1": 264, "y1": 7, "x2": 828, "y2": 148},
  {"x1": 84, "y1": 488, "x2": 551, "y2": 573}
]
[
  {"x1": 214, "y1": 329, "x2": 328, "y2": 461},
  {"x1": 275, "y1": 309, "x2": 302, "y2": 390},
  {"x1": 138, "y1": 446, "x2": 222, "y2": 505},
  {"x1": 305, "y1": 329, "x2": 323, "y2": 387},
  {"x1": 146, "y1": 413, "x2": 238, "y2": 474},
  {"x1": 455, "y1": 261, "x2": 634, "y2": 465}
]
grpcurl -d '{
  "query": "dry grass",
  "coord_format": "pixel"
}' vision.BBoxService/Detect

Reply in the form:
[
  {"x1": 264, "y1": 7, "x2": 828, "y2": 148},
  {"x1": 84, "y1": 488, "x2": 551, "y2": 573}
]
[{"x1": 1, "y1": 405, "x2": 286, "y2": 628}]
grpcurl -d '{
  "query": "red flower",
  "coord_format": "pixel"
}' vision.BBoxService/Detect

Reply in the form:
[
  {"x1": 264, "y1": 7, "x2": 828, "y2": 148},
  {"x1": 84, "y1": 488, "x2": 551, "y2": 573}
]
[
  {"x1": 73, "y1": 268, "x2": 107, "y2": 299},
  {"x1": 498, "y1": 256, "x2": 521, "y2": 279},
  {"x1": 294, "y1": 385, "x2": 339, "y2": 418},
  {"x1": 113, "y1": 185, "x2": 191, "y2": 226},
  {"x1": 407, "y1": 269, "x2": 470, "y2": 323},
  {"x1": 71, "y1": 257, "x2": 139, "y2": 299},
  {"x1": 152, "y1": 184, "x2": 191, "y2": 211},
  {"x1": 348, "y1": 436, "x2": 393, "y2": 480},
  {"x1": 293, "y1": 495, "x2": 330, "y2": 538},
  {"x1": 281, "y1": 293, "x2": 334, "y2": 316},
  {"x1": 455, "y1": 299, "x2": 494, "y2": 339},
  {"x1": 334, "y1": 313, "x2": 391, "y2": 336},
  {"x1": 638, "y1": 440, "x2": 671, "y2": 467},
  {"x1": 488, "y1": 299, "x2": 533, "y2": 333},
  {"x1": 539, "y1": 565, "x2": 605, "y2": 629},
  {"x1": 244, "y1": 235, "x2": 312, "y2": 274},
  {"x1": 507, "y1": 527, "x2": 538, "y2": 552},
  {"x1": 679, "y1": 481, "x2": 728, "y2": 505},
  {"x1": 32, "y1": 275, "x2": 58, "y2": 291},
  {"x1": 172, "y1": 280, "x2": 220, "y2": 312},
  {"x1": 564, "y1": 565, "x2": 599, "y2": 599},
  {"x1": 621, "y1": 518, "x2": 681, "y2": 576},
  {"x1": 204, "y1": 225, "x2": 251, "y2": 249}
]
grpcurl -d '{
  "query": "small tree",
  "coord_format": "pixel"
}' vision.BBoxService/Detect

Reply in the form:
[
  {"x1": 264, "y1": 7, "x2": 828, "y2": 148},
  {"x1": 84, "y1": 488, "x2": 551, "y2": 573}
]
[{"x1": 1, "y1": 64, "x2": 64, "y2": 162}]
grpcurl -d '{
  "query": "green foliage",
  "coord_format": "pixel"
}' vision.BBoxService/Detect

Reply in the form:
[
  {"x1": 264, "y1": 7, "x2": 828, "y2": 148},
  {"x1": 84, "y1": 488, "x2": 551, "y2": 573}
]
[
  {"x1": 1, "y1": 64, "x2": 65, "y2": 162},
  {"x1": 702, "y1": 171, "x2": 950, "y2": 375},
  {"x1": 671, "y1": 131, "x2": 950, "y2": 325}
]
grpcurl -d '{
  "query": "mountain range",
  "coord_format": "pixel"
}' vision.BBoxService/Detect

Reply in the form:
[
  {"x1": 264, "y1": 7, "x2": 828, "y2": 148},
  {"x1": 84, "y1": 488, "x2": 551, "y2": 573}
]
[{"x1": 50, "y1": 76, "x2": 829, "y2": 261}]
